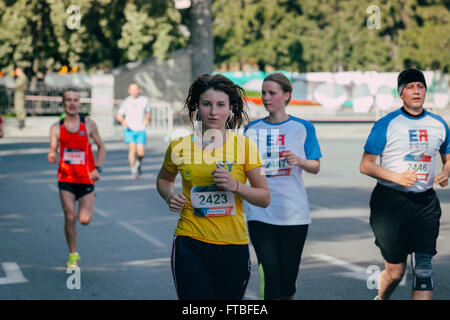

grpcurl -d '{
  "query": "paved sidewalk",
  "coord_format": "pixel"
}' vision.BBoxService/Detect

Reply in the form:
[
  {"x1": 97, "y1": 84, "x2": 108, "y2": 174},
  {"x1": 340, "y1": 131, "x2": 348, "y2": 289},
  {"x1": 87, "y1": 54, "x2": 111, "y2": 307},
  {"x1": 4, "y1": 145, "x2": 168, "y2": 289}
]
[{"x1": 1, "y1": 115, "x2": 375, "y2": 142}]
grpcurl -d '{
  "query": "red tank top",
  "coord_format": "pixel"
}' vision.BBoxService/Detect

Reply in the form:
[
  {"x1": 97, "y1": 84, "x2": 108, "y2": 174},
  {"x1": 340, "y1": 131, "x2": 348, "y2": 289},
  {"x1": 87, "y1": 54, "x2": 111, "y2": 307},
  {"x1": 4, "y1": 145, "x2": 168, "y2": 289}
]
[{"x1": 58, "y1": 115, "x2": 96, "y2": 184}]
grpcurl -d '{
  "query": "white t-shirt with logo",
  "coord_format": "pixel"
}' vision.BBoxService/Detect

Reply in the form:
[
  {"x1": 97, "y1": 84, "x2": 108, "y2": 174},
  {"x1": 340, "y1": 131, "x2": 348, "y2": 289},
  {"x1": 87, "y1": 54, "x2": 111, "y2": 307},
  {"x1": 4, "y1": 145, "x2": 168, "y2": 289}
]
[
  {"x1": 117, "y1": 96, "x2": 150, "y2": 131},
  {"x1": 364, "y1": 108, "x2": 450, "y2": 193},
  {"x1": 244, "y1": 116, "x2": 322, "y2": 225}
]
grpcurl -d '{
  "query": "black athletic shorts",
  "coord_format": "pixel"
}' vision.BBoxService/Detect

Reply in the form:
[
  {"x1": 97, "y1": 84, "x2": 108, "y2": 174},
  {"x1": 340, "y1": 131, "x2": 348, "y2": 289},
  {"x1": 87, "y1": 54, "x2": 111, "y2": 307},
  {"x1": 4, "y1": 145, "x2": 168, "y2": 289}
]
[
  {"x1": 369, "y1": 183, "x2": 441, "y2": 264},
  {"x1": 171, "y1": 236, "x2": 251, "y2": 300},
  {"x1": 247, "y1": 221, "x2": 309, "y2": 300},
  {"x1": 58, "y1": 182, "x2": 95, "y2": 200}
]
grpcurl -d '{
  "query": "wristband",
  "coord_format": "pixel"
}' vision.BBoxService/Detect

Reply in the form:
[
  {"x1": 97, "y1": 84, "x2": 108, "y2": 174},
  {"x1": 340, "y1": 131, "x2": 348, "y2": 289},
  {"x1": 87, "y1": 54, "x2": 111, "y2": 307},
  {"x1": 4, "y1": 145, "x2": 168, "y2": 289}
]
[
  {"x1": 235, "y1": 180, "x2": 239, "y2": 193},
  {"x1": 95, "y1": 166, "x2": 102, "y2": 173}
]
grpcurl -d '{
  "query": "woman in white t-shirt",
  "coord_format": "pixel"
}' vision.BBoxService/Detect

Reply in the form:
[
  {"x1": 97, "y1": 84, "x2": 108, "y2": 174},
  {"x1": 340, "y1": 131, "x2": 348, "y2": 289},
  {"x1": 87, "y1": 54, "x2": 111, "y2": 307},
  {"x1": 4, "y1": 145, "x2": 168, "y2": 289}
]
[{"x1": 244, "y1": 73, "x2": 322, "y2": 300}]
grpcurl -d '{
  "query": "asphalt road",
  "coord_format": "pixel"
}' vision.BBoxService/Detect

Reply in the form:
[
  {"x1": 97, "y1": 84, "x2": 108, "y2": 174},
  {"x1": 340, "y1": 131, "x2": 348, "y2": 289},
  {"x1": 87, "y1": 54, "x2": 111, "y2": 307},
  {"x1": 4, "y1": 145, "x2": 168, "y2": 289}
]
[{"x1": 1, "y1": 129, "x2": 449, "y2": 300}]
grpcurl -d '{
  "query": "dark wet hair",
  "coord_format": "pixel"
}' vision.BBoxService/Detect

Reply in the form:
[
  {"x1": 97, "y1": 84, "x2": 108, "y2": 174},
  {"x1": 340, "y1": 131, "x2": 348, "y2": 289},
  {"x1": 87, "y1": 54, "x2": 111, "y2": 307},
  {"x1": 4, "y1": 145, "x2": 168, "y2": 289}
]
[
  {"x1": 263, "y1": 72, "x2": 292, "y2": 104},
  {"x1": 184, "y1": 74, "x2": 249, "y2": 130}
]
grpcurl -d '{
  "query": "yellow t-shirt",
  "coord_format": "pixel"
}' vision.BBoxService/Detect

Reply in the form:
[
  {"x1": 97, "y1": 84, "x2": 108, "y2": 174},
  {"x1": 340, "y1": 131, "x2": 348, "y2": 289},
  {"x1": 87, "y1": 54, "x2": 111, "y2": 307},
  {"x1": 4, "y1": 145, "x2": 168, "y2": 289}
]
[{"x1": 163, "y1": 131, "x2": 263, "y2": 245}]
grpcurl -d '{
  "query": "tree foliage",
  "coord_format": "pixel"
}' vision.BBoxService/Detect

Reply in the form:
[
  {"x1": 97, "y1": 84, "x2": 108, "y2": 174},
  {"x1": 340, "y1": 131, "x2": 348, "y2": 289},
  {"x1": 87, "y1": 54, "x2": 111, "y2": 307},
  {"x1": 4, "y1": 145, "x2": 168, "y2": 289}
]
[
  {"x1": 0, "y1": 0, "x2": 448, "y2": 76},
  {"x1": 0, "y1": 0, "x2": 188, "y2": 75},
  {"x1": 212, "y1": 0, "x2": 450, "y2": 72}
]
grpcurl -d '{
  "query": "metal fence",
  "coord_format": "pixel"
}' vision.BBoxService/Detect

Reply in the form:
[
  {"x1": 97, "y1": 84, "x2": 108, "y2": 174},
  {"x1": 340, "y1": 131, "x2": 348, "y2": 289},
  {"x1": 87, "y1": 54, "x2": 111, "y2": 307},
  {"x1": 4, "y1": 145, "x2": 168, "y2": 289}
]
[{"x1": 0, "y1": 86, "x2": 91, "y2": 115}]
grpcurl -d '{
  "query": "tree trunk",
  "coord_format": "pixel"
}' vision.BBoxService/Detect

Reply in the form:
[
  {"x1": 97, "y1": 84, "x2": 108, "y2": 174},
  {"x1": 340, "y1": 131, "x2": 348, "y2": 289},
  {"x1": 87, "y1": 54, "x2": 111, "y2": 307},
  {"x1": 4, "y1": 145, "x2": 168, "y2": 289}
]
[{"x1": 190, "y1": 0, "x2": 214, "y2": 79}]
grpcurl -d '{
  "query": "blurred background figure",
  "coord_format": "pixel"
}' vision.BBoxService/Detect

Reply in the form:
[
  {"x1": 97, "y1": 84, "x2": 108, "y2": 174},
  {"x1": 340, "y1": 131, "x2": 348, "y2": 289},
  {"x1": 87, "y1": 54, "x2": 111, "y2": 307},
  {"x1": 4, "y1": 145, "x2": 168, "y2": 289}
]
[
  {"x1": 0, "y1": 114, "x2": 3, "y2": 138},
  {"x1": 116, "y1": 82, "x2": 151, "y2": 179},
  {"x1": 13, "y1": 66, "x2": 28, "y2": 129}
]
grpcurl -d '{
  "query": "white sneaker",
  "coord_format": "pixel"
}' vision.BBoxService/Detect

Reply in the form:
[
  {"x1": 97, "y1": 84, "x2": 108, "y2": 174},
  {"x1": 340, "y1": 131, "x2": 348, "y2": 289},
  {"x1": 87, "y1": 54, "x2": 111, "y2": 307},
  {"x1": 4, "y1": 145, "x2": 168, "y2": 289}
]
[
  {"x1": 135, "y1": 160, "x2": 142, "y2": 175},
  {"x1": 131, "y1": 166, "x2": 138, "y2": 179}
]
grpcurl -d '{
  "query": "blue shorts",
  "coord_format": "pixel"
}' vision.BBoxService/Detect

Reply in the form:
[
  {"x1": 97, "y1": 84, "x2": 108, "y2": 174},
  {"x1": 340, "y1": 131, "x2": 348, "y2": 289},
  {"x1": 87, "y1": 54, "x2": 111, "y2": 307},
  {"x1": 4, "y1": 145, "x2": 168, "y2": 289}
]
[{"x1": 123, "y1": 128, "x2": 146, "y2": 145}]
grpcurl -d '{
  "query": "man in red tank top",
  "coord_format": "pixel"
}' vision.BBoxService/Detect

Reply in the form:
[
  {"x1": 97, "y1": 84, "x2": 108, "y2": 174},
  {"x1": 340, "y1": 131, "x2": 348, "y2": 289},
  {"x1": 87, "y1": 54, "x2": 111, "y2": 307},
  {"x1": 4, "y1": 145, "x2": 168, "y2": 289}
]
[{"x1": 48, "y1": 88, "x2": 106, "y2": 268}]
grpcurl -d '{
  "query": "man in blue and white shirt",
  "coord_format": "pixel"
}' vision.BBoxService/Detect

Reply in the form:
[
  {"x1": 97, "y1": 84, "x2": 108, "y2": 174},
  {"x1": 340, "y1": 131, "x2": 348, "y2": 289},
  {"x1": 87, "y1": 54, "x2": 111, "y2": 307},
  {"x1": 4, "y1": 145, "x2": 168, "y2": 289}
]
[{"x1": 360, "y1": 68, "x2": 450, "y2": 300}]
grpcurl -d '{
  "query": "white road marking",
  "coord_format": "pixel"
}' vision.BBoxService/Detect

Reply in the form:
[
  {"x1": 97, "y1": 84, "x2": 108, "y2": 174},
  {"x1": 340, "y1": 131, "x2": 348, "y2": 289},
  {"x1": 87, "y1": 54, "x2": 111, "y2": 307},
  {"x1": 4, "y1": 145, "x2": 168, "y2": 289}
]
[
  {"x1": 128, "y1": 216, "x2": 179, "y2": 224},
  {"x1": 116, "y1": 184, "x2": 158, "y2": 191},
  {"x1": 101, "y1": 164, "x2": 163, "y2": 172},
  {"x1": 309, "y1": 204, "x2": 369, "y2": 219},
  {"x1": 0, "y1": 214, "x2": 24, "y2": 220},
  {"x1": 0, "y1": 148, "x2": 49, "y2": 157},
  {"x1": 310, "y1": 253, "x2": 407, "y2": 286},
  {"x1": 120, "y1": 258, "x2": 170, "y2": 267},
  {"x1": 99, "y1": 174, "x2": 156, "y2": 181},
  {"x1": 311, "y1": 253, "x2": 365, "y2": 273},
  {"x1": 309, "y1": 203, "x2": 329, "y2": 211},
  {"x1": 117, "y1": 221, "x2": 166, "y2": 249},
  {"x1": 116, "y1": 182, "x2": 181, "y2": 191},
  {"x1": 94, "y1": 207, "x2": 109, "y2": 218},
  {"x1": 47, "y1": 183, "x2": 58, "y2": 193},
  {"x1": 0, "y1": 262, "x2": 28, "y2": 285}
]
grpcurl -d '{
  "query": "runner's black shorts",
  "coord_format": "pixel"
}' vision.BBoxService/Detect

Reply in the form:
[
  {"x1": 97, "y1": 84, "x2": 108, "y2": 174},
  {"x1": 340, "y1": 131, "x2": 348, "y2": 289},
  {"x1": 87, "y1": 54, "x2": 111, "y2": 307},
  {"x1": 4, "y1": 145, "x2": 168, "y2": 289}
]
[
  {"x1": 171, "y1": 236, "x2": 251, "y2": 300},
  {"x1": 58, "y1": 182, "x2": 95, "y2": 200},
  {"x1": 369, "y1": 183, "x2": 441, "y2": 264}
]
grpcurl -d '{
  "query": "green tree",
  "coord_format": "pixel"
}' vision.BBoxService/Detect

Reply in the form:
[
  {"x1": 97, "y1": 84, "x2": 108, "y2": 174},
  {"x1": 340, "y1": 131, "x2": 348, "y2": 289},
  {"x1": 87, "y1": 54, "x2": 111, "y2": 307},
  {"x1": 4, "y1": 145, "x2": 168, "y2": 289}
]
[
  {"x1": 212, "y1": 0, "x2": 450, "y2": 72},
  {"x1": 0, "y1": 0, "x2": 60, "y2": 83},
  {"x1": 0, "y1": 0, "x2": 189, "y2": 76},
  {"x1": 1, "y1": 0, "x2": 448, "y2": 75},
  {"x1": 118, "y1": 1, "x2": 187, "y2": 63},
  {"x1": 397, "y1": 0, "x2": 450, "y2": 72},
  {"x1": 213, "y1": 0, "x2": 306, "y2": 71}
]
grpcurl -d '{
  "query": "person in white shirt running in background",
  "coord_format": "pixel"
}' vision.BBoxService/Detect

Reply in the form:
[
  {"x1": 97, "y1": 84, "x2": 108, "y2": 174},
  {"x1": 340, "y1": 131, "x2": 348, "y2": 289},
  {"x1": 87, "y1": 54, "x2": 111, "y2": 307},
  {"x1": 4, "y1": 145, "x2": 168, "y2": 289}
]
[
  {"x1": 244, "y1": 73, "x2": 322, "y2": 300},
  {"x1": 116, "y1": 83, "x2": 151, "y2": 179}
]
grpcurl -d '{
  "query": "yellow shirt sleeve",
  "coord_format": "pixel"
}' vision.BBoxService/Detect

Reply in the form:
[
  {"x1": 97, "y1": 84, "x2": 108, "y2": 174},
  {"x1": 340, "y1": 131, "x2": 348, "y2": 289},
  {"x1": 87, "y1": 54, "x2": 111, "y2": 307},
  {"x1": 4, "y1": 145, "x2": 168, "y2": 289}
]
[{"x1": 162, "y1": 140, "x2": 179, "y2": 173}]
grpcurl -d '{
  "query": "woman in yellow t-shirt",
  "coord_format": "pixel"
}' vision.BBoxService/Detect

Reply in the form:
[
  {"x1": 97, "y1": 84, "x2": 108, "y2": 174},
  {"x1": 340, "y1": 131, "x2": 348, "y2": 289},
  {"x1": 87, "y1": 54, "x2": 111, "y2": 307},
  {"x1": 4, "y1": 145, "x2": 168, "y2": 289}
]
[{"x1": 156, "y1": 74, "x2": 270, "y2": 300}]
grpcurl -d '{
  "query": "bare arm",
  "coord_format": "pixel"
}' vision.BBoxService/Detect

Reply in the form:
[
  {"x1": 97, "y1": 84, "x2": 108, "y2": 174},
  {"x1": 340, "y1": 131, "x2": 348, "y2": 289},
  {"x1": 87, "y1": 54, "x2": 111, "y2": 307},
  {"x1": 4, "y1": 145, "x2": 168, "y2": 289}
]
[
  {"x1": 283, "y1": 151, "x2": 320, "y2": 174},
  {"x1": 434, "y1": 153, "x2": 450, "y2": 187},
  {"x1": 48, "y1": 123, "x2": 59, "y2": 163},
  {"x1": 213, "y1": 165, "x2": 270, "y2": 208},
  {"x1": 116, "y1": 113, "x2": 127, "y2": 127},
  {"x1": 87, "y1": 118, "x2": 106, "y2": 182},
  {"x1": 241, "y1": 166, "x2": 271, "y2": 207},
  {"x1": 144, "y1": 111, "x2": 151, "y2": 127},
  {"x1": 359, "y1": 151, "x2": 417, "y2": 187},
  {"x1": 302, "y1": 159, "x2": 320, "y2": 174},
  {"x1": 156, "y1": 166, "x2": 186, "y2": 212}
]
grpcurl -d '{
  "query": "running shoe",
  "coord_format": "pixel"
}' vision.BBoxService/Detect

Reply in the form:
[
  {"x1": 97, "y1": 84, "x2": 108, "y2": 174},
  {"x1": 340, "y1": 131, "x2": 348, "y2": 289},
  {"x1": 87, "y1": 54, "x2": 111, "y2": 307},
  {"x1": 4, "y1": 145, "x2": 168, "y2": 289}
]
[
  {"x1": 131, "y1": 165, "x2": 138, "y2": 179},
  {"x1": 66, "y1": 252, "x2": 80, "y2": 268},
  {"x1": 137, "y1": 160, "x2": 142, "y2": 175}
]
